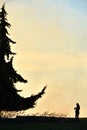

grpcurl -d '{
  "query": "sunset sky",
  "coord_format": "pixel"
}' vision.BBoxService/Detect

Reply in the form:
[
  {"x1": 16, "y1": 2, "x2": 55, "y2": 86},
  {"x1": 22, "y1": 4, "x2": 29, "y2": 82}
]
[{"x1": 0, "y1": 0, "x2": 87, "y2": 117}]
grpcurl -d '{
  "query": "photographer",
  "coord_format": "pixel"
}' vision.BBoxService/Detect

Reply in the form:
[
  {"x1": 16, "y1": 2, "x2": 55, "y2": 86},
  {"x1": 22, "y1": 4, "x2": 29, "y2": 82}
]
[{"x1": 74, "y1": 103, "x2": 80, "y2": 121}]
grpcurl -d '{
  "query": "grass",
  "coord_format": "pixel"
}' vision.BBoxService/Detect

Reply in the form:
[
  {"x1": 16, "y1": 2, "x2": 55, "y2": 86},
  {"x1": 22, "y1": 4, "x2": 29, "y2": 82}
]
[{"x1": 0, "y1": 116, "x2": 87, "y2": 130}]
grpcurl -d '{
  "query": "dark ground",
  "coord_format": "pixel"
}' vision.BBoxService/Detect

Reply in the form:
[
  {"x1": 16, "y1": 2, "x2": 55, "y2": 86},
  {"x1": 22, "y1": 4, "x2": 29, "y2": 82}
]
[{"x1": 0, "y1": 116, "x2": 87, "y2": 130}]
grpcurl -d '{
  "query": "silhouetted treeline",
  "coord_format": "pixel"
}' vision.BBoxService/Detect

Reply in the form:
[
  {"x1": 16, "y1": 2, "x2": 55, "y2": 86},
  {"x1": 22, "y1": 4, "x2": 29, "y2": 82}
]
[{"x1": 0, "y1": 4, "x2": 46, "y2": 112}]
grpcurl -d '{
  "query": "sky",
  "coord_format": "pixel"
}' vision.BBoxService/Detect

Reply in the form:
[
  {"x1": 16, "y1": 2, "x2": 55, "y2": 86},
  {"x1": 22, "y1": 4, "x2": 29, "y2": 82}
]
[{"x1": 0, "y1": 0, "x2": 87, "y2": 117}]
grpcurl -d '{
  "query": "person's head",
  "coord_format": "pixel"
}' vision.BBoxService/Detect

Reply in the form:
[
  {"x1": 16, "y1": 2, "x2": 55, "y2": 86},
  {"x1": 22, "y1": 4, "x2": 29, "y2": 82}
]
[{"x1": 76, "y1": 103, "x2": 80, "y2": 107}]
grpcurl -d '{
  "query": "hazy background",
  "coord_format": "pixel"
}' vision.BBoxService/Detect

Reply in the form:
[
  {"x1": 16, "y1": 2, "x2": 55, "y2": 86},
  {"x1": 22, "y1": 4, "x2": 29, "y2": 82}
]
[{"x1": 0, "y1": 0, "x2": 87, "y2": 117}]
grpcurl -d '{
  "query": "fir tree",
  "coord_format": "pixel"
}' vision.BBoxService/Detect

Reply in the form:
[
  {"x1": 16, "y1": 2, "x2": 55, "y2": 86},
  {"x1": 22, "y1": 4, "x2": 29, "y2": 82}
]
[{"x1": 0, "y1": 4, "x2": 46, "y2": 111}]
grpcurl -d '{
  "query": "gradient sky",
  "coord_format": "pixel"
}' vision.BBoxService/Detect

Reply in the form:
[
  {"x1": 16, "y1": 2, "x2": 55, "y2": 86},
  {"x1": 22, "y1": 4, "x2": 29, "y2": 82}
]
[{"x1": 0, "y1": 0, "x2": 87, "y2": 117}]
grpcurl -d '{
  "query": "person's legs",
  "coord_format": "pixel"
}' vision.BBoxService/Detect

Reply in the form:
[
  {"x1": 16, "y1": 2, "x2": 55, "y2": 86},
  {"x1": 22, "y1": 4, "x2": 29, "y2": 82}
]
[{"x1": 75, "y1": 113, "x2": 79, "y2": 122}]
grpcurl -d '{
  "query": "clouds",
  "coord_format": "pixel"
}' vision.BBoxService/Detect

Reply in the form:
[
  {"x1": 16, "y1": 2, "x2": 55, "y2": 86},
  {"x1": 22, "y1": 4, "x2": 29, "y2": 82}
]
[{"x1": 7, "y1": 0, "x2": 87, "y2": 53}]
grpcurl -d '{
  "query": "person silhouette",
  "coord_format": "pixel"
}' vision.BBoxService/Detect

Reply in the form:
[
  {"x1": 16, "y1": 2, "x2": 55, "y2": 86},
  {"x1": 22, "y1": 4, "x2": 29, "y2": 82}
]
[{"x1": 74, "y1": 103, "x2": 80, "y2": 121}]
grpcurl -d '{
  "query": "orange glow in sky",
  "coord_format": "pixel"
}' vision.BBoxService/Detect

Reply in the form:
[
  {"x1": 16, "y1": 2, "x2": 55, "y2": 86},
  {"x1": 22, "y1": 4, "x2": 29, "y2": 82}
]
[{"x1": 1, "y1": 0, "x2": 87, "y2": 117}]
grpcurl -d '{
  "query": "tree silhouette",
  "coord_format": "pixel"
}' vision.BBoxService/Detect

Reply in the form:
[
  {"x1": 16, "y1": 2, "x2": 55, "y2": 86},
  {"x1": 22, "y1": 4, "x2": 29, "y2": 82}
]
[{"x1": 0, "y1": 4, "x2": 46, "y2": 111}]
